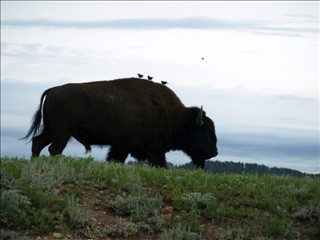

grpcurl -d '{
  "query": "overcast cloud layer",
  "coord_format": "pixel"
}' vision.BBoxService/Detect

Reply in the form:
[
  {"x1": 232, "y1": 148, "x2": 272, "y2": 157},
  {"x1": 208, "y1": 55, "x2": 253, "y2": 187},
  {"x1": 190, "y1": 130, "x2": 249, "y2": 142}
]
[
  {"x1": 1, "y1": 1, "x2": 319, "y2": 173},
  {"x1": 2, "y1": 17, "x2": 318, "y2": 36}
]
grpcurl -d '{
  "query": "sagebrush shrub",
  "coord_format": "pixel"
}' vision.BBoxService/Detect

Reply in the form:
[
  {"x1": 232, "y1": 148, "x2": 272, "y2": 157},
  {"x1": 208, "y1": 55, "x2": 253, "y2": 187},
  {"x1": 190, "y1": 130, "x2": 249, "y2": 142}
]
[
  {"x1": 66, "y1": 195, "x2": 92, "y2": 228},
  {"x1": 294, "y1": 204, "x2": 320, "y2": 224},
  {"x1": 106, "y1": 194, "x2": 162, "y2": 217},
  {"x1": 160, "y1": 224, "x2": 204, "y2": 240},
  {"x1": 174, "y1": 192, "x2": 215, "y2": 212},
  {"x1": 106, "y1": 217, "x2": 138, "y2": 238},
  {"x1": 20, "y1": 158, "x2": 71, "y2": 192},
  {"x1": 0, "y1": 189, "x2": 31, "y2": 224}
]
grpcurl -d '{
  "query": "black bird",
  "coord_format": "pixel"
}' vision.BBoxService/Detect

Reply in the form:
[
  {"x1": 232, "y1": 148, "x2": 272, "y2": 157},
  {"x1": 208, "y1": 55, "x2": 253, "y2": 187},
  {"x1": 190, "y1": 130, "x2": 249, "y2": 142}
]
[
  {"x1": 201, "y1": 57, "x2": 205, "y2": 60},
  {"x1": 161, "y1": 81, "x2": 168, "y2": 85},
  {"x1": 138, "y1": 73, "x2": 143, "y2": 78},
  {"x1": 147, "y1": 75, "x2": 153, "y2": 80}
]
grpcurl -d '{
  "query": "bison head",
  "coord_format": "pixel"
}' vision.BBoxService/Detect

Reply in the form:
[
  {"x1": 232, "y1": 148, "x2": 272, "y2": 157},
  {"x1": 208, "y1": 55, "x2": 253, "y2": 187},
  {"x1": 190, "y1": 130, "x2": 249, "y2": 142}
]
[{"x1": 183, "y1": 106, "x2": 218, "y2": 168}]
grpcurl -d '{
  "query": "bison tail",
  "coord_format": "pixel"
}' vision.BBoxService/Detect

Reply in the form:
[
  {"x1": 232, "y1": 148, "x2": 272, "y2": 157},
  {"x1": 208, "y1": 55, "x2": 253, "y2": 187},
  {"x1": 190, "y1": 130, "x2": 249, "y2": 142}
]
[{"x1": 20, "y1": 88, "x2": 51, "y2": 141}]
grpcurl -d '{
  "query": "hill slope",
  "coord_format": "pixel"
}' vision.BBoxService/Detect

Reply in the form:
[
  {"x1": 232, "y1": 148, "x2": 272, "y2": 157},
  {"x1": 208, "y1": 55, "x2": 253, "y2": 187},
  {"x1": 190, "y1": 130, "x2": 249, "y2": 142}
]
[
  {"x1": 179, "y1": 160, "x2": 319, "y2": 177},
  {"x1": 1, "y1": 156, "x2": 319, "y2": 239}
]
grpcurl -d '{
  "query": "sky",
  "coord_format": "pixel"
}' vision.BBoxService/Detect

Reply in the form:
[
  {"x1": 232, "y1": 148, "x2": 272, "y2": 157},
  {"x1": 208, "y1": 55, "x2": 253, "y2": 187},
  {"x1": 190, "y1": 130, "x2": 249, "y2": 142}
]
[{"x1": 1, "y1": 1, "x2": 319, "y2": 173}]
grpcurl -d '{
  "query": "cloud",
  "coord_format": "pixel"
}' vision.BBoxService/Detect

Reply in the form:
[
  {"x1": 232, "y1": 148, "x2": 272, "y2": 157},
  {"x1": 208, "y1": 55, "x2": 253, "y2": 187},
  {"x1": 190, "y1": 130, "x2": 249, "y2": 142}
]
[
  {"x1": 275, "y1": 94, "x2": 319, "y2": 103},
  {"x1": 219, "y1": 130, "x2": 319, "y2": 160},
  {"x1": 217, "y1": 127, "x2": 319, "y2": 173},
  {"x1": 2, "y1": 17, "x2": 318, "y2": 36},
  {"x1": 2, "y1": 42, "x2": 63, "y2": 58},
  {"x1": 1, "y1": 42, "x2": 95, "y2": 63}
]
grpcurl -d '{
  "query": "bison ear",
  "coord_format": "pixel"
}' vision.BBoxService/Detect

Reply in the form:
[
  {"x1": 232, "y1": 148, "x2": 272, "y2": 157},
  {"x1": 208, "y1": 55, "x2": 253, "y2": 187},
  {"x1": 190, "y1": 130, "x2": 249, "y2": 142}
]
[{"x1": 196, "y1": 105, "x2": 204, "y2": 126}]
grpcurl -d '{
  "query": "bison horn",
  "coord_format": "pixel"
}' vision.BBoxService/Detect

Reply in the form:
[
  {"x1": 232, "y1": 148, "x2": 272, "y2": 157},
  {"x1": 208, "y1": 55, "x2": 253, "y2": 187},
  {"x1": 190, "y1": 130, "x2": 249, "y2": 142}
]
[{"x1": 196, "y1": 105, "x2": 204, "y2": 126}]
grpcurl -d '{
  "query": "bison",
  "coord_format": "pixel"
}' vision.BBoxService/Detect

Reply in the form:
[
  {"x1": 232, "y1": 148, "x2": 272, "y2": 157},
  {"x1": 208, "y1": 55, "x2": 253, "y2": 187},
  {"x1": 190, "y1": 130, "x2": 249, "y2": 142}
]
[{"x1": 22, "y1": 78, "x2": 218, "y2": 168}]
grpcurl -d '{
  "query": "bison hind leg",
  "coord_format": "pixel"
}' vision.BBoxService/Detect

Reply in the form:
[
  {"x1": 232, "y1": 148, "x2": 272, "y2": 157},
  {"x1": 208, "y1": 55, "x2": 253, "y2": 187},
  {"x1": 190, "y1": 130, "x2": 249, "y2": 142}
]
[
  {"x1": 31, "y1": 129, "x2": 52, "y2": 157},
  {"x1": 48, "y1": 132, "x2": 71, "y2": 156}
]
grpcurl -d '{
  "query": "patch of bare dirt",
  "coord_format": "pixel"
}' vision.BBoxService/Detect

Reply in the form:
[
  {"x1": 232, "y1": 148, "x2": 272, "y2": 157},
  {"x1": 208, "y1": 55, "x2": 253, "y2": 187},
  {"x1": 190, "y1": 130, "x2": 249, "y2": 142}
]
[{"x1": 29, "y1": 186, "x2": 162, "y2": 240}]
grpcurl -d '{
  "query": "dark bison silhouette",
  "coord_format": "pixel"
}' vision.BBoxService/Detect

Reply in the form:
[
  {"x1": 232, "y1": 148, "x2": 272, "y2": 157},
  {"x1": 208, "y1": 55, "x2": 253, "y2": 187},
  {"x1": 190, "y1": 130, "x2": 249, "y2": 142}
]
[{"x1": 23, "y1": 78, "x2": 218, "y2": 168}]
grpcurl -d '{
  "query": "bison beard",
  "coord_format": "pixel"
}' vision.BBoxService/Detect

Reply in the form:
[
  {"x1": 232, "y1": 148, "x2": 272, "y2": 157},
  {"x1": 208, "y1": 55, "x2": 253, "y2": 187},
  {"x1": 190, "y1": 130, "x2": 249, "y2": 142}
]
[{"x1": 22, "y1": 78, "x2": 218, "y2": 168}]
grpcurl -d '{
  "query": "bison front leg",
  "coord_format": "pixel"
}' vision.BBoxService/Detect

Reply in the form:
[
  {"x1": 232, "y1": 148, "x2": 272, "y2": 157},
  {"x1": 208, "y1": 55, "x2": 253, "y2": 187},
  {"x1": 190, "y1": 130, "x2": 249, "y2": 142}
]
[
  {"x1": 107, "y1": 146, "x2": 129, "y2": 163},
  {"x1": 145, "y1": 147, "x2": 167, "y2": 168},
  {"x1": 150, "y1": 157, "x2": 167, "y2": 168}
]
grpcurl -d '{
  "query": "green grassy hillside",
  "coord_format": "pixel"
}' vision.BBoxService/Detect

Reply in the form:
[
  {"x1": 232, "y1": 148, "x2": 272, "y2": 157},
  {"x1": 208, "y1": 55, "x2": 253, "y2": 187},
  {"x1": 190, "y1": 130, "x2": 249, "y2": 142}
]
[{"x1": 1, "y1": 156, "x2": 319, "y2": 239}]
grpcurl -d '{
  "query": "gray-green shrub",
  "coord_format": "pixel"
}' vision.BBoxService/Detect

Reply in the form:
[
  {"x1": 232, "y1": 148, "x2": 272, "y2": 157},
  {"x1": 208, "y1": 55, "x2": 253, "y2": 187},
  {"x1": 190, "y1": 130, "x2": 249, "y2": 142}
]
[
  {"x1": 160, "y1": 224, "x2": 204, "y2": 240},
  {"x1": 0, "y1": 189, "x2": 31, "y2": 224}
]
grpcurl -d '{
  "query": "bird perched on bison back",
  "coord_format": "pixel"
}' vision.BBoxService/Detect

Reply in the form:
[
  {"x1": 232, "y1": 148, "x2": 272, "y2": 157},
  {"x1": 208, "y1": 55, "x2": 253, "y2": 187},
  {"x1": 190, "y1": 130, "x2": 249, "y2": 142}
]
[
  {"x1": 161, "y1": 81, "x2": 168, "y2": 85},
  {"x1": 22, "y1": 77, "x2": 218, "y2": 169},
  {"x1": 137, "y1": 73, "x2": 143, "y2": 78},
  {"x1": 147, "y1": 75, "x2": 153, "y2": 80}
]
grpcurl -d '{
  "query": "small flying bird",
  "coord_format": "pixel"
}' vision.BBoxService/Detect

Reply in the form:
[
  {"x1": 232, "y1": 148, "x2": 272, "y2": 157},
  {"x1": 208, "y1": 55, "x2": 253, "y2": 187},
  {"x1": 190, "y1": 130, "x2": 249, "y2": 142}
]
[
  {"x1": 147, "y1": 75, "x2": 153, "y2": 80},
  {"x1": 138, "y1": 73, "x2": 143, "y2": 78},
  {"x1": 201, "y1": 57, "x2": 205, "y2": 60},
  {"x1": 161, "y1": 81, "x2": 168, "y2": 85}
]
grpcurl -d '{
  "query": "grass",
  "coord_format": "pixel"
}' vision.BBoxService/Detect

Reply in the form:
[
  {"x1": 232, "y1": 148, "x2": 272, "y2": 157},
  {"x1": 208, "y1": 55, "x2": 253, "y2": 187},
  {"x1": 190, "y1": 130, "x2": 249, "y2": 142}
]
[{"x1": 1, "y1": 155, "x2": 320, "y2": 239}]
